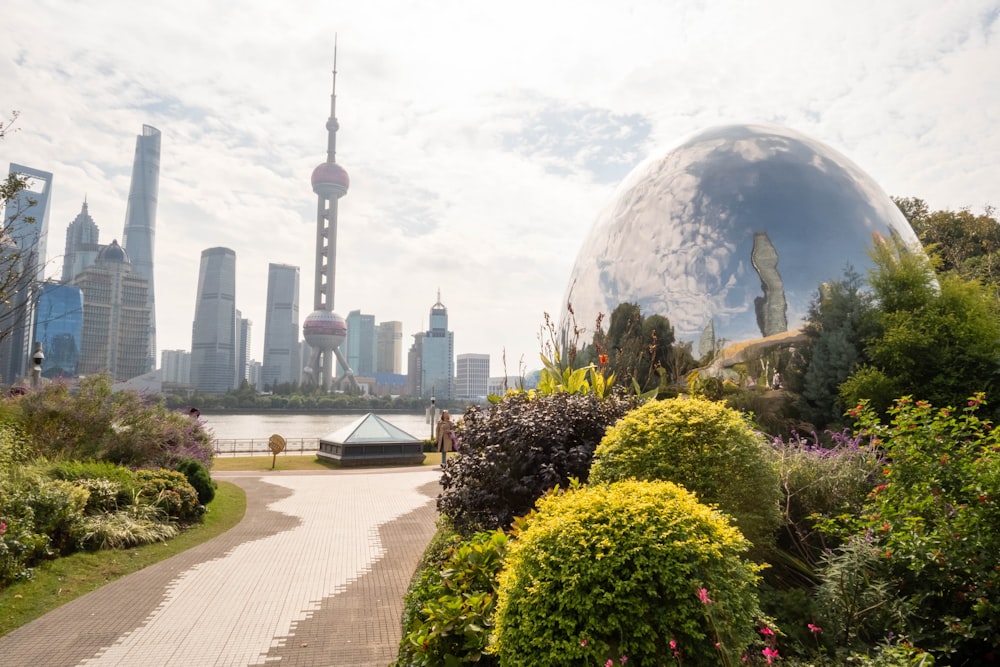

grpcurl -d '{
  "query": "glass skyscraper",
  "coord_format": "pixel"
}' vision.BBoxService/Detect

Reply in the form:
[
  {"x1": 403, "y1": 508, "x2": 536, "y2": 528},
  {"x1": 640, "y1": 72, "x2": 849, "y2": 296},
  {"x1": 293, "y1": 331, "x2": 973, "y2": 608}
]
[
  {"x1": 345, "y1": 309, "x2": 376, "y2": 377},
  {"x1": 420, "y1": 292, "x2": 454, "y2": 399},
  {"x1": 121, "y1": 125, "x2": 160, "y2": 372},
  {"x1": 33, "y1": 283, "x2": 83, "y2": 379},
  {"x1": 261, "y1": 263, "x2": 300, "y2": 388},
  {"x1": 190, "y1": 247, "x2": 237, "y2": 394},
  {"x1": 1, "y1": 163, "x2": 52, "y2": 384}
]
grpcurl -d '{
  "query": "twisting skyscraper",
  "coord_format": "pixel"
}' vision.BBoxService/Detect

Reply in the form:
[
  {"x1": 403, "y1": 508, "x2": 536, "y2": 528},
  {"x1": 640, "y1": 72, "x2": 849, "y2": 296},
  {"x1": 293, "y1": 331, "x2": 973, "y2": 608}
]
[
  {"x1": 122, "y1": 125, "x2": 160, "y2": 372},
  {"x1": 302, "y1": 48, "x2": 354, "y2": 391}
]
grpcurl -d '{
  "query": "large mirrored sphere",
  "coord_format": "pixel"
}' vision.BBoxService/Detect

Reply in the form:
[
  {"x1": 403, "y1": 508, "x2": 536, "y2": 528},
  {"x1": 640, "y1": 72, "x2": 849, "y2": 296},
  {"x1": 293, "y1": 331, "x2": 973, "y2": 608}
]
[{"x1": 562, "y1": 123, "x2": 920, "y2": 354}]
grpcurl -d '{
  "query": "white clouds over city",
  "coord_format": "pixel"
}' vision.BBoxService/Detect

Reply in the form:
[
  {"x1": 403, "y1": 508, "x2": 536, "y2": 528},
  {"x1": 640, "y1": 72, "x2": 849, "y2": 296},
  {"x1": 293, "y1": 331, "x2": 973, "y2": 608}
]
[{"x1": 3, "y1": 0, "x2": 998, "y2": 372}]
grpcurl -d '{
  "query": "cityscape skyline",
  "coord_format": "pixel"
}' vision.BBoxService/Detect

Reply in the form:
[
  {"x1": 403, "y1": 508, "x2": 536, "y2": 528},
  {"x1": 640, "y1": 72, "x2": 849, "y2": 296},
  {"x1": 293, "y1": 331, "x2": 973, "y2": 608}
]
[{"x1": 4, "y1": 2, "x2": 998, "y2": 375}]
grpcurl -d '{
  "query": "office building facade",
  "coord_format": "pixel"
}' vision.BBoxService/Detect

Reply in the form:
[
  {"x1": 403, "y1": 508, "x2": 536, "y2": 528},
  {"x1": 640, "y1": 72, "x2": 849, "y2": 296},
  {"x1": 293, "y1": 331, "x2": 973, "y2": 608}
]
[
  {"x1": 61, "y1": 200, "x2": 102, "y2": 282},
  {"x1": 190, "y1": 247, "x2": 238, "y2": 394},
  {"x1": 161, "y1": 349, "x2": 191, "y2": 385},
  {"x1": 121, "y1": 125, "x2": 160, "y2": 372},
  {"x1": 237, "y1": 312, "x2": 251, "y2": 386},
  {"x1": 1, "y1": 163, "x2": 52, "y2": 384},
  {"x1": 33, "y1": 282, "x2": 84, "y2": 379},
  {"x1": 419, "y1": 292, "x2": 454, "y2": 399},
  {"x1": 376, "y1": 320, "x2": 403, "y2": 374},
  {"x1": 456, "y1": 353, "x2": 490, "y2": 399},
  {"x1": 261, "y1": 263, "x2": 300, "y2": 388},
  {"x1": 345, "y1": 309, "x2": 376, "y2": 377},
  {"x1": 72, "y1": 240, "x2": 150, "y2": 380}
]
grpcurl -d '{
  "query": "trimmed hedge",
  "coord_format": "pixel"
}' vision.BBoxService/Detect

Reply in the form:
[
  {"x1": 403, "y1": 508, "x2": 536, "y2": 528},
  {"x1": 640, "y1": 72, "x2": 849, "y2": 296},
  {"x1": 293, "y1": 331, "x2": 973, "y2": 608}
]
[
  {"x1": 590, "y1": 396, "x2": 781, "y2": 557},
  {"x1": 491, "y1": 480, "x2": 763, "y2": 666}
]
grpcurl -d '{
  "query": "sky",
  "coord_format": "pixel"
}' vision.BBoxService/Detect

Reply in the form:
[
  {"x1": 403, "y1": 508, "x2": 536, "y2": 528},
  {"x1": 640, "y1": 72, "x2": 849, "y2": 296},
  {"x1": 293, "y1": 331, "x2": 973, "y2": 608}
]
[{"x1": 2, "y1": 1, "x2": 999, "y2": 378}]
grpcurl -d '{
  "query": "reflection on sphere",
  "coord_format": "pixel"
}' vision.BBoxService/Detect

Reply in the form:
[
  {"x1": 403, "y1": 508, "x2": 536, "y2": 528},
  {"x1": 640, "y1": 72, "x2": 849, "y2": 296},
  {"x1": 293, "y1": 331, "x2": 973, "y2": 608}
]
[{"x1": 562, "y1": 123, "x2": 920, "y2": 354}]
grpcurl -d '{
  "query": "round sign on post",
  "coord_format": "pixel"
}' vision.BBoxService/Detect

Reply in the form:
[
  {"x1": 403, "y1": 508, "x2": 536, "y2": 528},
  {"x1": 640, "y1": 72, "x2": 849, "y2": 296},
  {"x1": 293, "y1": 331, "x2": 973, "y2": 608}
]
[{"x1": 268, "y1": 434, "x2": 286, "y2": 469}]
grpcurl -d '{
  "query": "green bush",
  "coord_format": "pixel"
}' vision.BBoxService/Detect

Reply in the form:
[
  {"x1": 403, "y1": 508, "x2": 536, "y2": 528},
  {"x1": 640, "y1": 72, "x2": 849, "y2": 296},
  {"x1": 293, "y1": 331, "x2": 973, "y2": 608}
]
[
  {"x1": 130, "y1": 469, "x2": 200, "y2": 522},
  {"x1": 394, "y1": 529, "x2": 506, "y2": 666},
  {"x1": 80, "y1": 503, "x2": 179, "y2": 550},
  {"x1": 24, "y1": 479, "x2": 89, "y2": 555},
  {"x1": 176, "y1": 458, "x2": 216, "y2": 505},
  {"x1": 437, "y1": 390, "x2": 635, "y2": 535},
  {"x1": 491, "y1": 480, "x2": 763, "y2": 666},
  {"x1": 590, "y1": 396, "x2": 781, "y2": 558},
  {"x1": 844, "y1": 394, "x2": 1000, "y2": 662}
]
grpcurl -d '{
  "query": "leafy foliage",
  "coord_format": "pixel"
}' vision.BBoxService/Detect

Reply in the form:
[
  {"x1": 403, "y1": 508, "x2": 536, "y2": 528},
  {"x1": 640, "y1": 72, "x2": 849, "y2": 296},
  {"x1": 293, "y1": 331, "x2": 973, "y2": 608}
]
[
  {"x1": 437, "y1": 391, "x2": 635, "y2": 535},
  {"x1": 590, "y1": 396, "x2": 781, "y2": 558},
  {"x1": 490, "y1": 480, "x2": 763, "y2": 666},
  {"x1": 176, "y1": 458, "x2": 216, "y2": 505},
  {"x1": 15, "y1": 375, "x2": 214, "y2": 467},
  {"x1": 393, "y1": 529, "x2": 506, "y2": 667},
  {"x1": 131, "y1": 469, "x2": 200, "y2": 522},
  {"x1": 843, "y1": 239, "x2": 1000, "y2": 413},
  {"x1": 845, "y1": 394, "x2": 1000, "y2": 661}
]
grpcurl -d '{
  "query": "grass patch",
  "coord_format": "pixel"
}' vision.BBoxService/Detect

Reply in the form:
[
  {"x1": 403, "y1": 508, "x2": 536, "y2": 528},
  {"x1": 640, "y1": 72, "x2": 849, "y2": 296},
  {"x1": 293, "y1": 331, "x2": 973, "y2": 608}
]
[
  {"x1": 210, "y1": 455, "x2": 437, "y2": 471},
  {"x1": 0, "y1": 480, "x2": 246, "y2": 637}
]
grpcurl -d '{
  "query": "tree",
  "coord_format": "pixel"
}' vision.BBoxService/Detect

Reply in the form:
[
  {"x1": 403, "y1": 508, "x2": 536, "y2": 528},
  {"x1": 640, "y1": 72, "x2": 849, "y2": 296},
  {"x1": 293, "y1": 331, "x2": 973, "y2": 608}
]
[
  {"x1": 841, "y1": 237, "x2": 1000, "y2": 413},
  {"x1": 797, "y1": 267, "x2": 875, "y2": 428},
  {"x1": 601, "y1": 302, "x2": 679, "y2": 391}
]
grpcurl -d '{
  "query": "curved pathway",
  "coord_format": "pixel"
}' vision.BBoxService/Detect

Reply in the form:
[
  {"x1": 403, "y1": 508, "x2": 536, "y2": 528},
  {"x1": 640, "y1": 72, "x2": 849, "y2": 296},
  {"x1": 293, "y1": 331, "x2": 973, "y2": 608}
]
[{"x1": 0, "y1": 467, "x2": 442, "y2": 666}]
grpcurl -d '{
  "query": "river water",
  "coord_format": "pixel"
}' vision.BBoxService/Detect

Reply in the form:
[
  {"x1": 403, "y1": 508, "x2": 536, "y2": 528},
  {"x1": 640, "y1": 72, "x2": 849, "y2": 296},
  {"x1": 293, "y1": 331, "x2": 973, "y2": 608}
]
[{"x1": 201, "y1": 412, "x2": 435, "y2": 452}]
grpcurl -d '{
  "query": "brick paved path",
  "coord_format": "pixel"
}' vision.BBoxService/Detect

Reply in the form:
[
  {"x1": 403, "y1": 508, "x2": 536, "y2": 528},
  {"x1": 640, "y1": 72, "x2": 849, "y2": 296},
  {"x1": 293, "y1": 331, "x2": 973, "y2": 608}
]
[{"x1": 0, "y1": 468, "x2": 441, "y2": 667}]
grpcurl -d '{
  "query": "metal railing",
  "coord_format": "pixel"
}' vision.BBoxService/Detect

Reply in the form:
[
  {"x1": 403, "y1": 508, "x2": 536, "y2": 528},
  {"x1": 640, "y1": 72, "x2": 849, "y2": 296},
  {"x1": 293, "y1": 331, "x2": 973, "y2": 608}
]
[{"x1": 211, "y1": 438, "x2": 319, "y2": 457}]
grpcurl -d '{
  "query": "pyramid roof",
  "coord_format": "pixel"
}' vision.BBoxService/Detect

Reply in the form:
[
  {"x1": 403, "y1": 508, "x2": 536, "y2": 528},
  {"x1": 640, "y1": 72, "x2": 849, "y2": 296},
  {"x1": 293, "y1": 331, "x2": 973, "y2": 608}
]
[{"x1": 321, "y1": 412, "x2": 421, "y2": 445}]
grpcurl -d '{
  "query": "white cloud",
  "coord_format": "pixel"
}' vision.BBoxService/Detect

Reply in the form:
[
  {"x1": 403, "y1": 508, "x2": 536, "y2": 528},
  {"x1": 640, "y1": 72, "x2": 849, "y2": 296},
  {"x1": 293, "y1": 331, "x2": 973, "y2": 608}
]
[{"x1": 3, "y1": 0, "x2": 998, "y2": 376}]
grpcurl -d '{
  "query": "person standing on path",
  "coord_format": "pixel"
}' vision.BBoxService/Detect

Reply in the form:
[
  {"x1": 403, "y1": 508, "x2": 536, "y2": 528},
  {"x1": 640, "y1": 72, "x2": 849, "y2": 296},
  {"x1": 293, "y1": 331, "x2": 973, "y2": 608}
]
[{"x1": 436, "y1": 410, "x2": 456, "y2": 465}]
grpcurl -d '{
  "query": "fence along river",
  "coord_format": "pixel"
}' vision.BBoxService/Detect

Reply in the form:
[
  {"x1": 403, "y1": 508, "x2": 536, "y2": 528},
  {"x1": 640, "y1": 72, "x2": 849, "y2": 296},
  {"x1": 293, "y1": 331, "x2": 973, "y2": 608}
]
[{"x1": 202, "y1": 412, "x2": 433, "y2": 456}]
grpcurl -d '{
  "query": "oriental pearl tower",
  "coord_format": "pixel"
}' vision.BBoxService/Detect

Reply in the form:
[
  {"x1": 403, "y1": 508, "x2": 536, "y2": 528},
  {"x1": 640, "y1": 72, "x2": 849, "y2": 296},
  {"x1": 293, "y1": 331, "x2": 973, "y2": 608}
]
[{"x1": 302, "y1": 47, "x2": 356, "y2": 391}]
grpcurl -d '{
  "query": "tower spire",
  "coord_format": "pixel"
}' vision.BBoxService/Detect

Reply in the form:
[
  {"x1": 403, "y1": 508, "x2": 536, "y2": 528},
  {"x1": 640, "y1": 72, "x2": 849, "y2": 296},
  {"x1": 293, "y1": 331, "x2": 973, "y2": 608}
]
[{"x1": 326, "y1": 34, "x2": 339, "y2": 164}]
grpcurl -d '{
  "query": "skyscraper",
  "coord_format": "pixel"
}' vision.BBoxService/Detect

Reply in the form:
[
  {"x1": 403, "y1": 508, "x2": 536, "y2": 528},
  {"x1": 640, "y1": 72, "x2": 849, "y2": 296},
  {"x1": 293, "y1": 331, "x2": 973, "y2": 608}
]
[
  {"x1": 160, "y1": 349, "x2": 191, "y2": 385},
  {"x1": 72, "y1": 240, "x2": 151, "y2": 380},
  {"x1": 262, "y1": 263, "x2": 300, "y2": 388},
  {"x1": 1, "y1": 163, "x2": 52, "y2": 384},
  {"x1": 456, "y1": 353, "x2": 490, "y2": 399},
  {"x1": 420, "y1": 291, "x2": 455, "y2": 399},
  {"x1": 190, "y1": 247, "x2": 237, "y2": 394},
  {"x1": 237, "y1": 311, "x2": 251, "y2": 386},
  {"x1": 61, "y1": 199, "x2": 101, "y2": 282},
  {"x1": 121, "y1": 125, "x2": 160, "y2": 372},
  {"x1": 302, "y1": 52, "x2": 353, "y2": 391},
  {"x1": 376, "y1": 320, "x2": 403, "y2": 373},
  {"x1": 33, "y1": 282, "x2": 84, "y2": 378},
  {"x1": 345, "y1": 309, "x2": 376, "y2": 376}
]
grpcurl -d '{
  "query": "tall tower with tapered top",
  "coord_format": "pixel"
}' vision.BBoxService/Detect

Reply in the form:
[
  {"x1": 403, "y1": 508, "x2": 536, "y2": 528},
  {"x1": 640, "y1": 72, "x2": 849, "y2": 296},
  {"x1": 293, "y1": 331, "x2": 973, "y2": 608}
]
[{"x1": 302, "y1": 43, "x2": 355, "y2": 390}]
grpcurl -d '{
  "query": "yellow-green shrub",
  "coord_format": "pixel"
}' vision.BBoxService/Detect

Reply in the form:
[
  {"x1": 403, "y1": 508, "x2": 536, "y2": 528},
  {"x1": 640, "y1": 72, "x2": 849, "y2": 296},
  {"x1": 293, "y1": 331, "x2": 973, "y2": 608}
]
[
  {"x1": 590, "y1": 396, "x2": 781, "y2": 556},
  {"x1": 491, "y1": 480, "x2": 763, "y2": 666}
]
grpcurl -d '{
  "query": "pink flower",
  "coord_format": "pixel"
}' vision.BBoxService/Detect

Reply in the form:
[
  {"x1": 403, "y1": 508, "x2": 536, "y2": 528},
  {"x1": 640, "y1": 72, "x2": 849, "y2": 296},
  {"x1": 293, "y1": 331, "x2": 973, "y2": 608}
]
[
  {"x1": 698, "y1": 587, "x2": 712, "y2": 604},
  {"x1": 762, "y1": 647, "x2": 780, "y2": 664},
  {"x1": 759, "y1": 626, "x2": 774, "y2": 637},
  {"x1": 580, "y1": 639, "x2": 587, "y2": 647},
  {"x1": 669, "y1": 640, "x2": 677, "y2": 650},
  {"x1": 605, "y1": 660, "x2": 613, "y2": 667},
  {"x1": 620, "y1": 658, "x2": 628, "y2": 665},
  {"x1": 0, "y1": 521, "x2": 6, "y2": 536},
  {"x1": 808, "y1": 623, "x2": 822, "y2": 634}
]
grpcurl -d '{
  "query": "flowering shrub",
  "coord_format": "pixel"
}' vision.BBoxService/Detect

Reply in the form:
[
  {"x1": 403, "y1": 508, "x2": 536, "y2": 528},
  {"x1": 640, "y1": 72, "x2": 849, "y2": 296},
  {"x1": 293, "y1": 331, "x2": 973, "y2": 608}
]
[
  {"x1": 130, "y1": 470, "x2": 200, "y2": 521},
  {"x1": 590, "y1": 396, "x2": 781, "y2": 558},
  {"x1": 437, "y1": 391, "x2": 635, "y2": 535},
  {"x1": 490, "y1": 480, "x2": 763, "y2": 666},
  {"x1": 847, "y1": 394, "x2": 1000, "y2": 662}
]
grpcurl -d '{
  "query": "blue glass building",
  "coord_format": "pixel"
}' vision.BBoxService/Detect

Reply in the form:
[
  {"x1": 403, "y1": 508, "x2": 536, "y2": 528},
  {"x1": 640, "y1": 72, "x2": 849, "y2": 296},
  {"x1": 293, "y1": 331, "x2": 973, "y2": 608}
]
[{"x1": 33, "y1": 283, "x2": 83, "y2": 378}]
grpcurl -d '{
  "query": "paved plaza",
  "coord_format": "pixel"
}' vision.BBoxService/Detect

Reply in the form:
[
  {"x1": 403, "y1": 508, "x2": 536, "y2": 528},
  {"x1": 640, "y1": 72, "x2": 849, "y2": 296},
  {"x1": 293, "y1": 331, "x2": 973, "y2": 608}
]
[{"x1": 0, "y1": 467, "x2": 442, "y2": 666}]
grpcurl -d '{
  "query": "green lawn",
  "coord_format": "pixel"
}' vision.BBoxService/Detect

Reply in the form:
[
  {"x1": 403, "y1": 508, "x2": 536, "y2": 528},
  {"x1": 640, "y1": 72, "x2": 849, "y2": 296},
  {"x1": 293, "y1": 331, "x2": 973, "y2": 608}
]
[{"x1": 0, "y1": 480, "x2": 246, "y2": 637}]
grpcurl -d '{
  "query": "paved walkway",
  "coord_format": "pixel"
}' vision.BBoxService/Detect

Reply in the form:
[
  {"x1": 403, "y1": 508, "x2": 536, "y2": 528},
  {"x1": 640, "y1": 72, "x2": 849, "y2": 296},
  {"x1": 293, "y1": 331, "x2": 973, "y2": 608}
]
[{"x1": 0, "y1": 467, "x2": 442, "y2": 666}]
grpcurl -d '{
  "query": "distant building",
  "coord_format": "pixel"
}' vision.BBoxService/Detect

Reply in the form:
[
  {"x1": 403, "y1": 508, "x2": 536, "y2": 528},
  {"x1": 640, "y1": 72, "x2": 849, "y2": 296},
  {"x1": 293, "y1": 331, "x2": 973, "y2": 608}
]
[
  {"x1": 161, "y1": 349, "x2": 191, "y2": 385},
  {"x1": 121, "y1": 125, "x2": 161, "y2": 373},
  {"x1": 456, "y1": 353, "x2": 490, "y2": 399},
  {"x1": 261, "y1": 263, "x2": 300, "y2": 388},
  {"x1": 72, "y1": 240, "x2": 150, "y2": 381},
  {"x1": 33, "y1": 282, "x2": 84, "y2": 379},
  {"x1": 247, "y1": 359, "x2": 262, "y2": 389},
  {"x1": 237, "y1": 312, "x2": 251, "y2": 386},
  {"x1": 488, "y1": 375, "x2": 525, "y2": 396},
  {"x1": 345, "y1": 309, "x2": 376, "y2": 376},
  {"x1": 376, "y1": 320, "x2": 403, "y2": 374},
  {"x1": 0, "y1": 163, "x2": 52, "y2": 384},
  {"x1": 409, "y1": 292, "x2": 454, "y2": 399},
  {"x1": 190, "y1": 247, "x2": 238, "y2": 394},
  {"x1": 61, "y1": 200, "x2": 102, "y2": 282}
]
